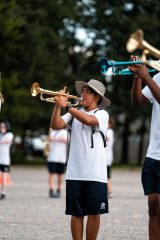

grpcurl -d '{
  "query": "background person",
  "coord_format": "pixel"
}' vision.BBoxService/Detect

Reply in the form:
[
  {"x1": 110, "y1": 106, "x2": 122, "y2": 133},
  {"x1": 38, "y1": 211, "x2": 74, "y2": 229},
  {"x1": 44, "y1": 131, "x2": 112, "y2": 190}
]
[
  {"x1": 51, "y1": 79, "x2": 111, "y2": 240},
  {"x1": 0, "y1": 121, "x2": 14, "y2": 200},
  {"x1": 106, "y1": 117, "x2": 115, "y2": 198},
  {"x1": 0, "y1": 92, "x2": 4, "y2": 112},
  {"x1": 130, "y1": 55, "x2": 160, "y2": 240},
  {"x1": 46, "y1": 128, "x2": 67, "y2": 198}
]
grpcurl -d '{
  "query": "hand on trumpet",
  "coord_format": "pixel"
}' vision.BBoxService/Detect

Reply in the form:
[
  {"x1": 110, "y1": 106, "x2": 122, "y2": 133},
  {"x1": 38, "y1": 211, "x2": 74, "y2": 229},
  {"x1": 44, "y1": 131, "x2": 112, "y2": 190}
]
[
  {"x1": 128, "y1": 55, "x2": 151, "y2": 80},
  {"x1": 54, "y1": 87, "x2": 68, "y2": 108}
]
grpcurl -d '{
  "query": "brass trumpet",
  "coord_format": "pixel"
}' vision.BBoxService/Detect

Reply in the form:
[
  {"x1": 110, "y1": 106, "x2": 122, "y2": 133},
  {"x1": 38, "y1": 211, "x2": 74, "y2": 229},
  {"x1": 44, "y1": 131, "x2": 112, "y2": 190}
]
[
  {"x1": 100, "y1": 29, "x2": 160, "y2": 76},
  {"x1": 31, "y1": 82, "x2": 82, "y2": 107},
  {"x1": 126, "y1": 29, "x2": 160, "y2": 61}
]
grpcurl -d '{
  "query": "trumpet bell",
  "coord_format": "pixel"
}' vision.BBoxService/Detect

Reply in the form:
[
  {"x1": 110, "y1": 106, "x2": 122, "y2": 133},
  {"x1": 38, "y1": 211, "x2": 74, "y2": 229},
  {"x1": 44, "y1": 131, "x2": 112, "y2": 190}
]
[
  {"x1": 126, "y1": 29, "x2": 144, "y2": 53},
  {"x1": 100, "y1": 57, "x2": 112, "y2": 75},
  {"x1": 31, "y1": 82, "x2": 40, "y2": 97},
  {"x1": 126, "y1": 29, "x2": 160, "y2": 60}
]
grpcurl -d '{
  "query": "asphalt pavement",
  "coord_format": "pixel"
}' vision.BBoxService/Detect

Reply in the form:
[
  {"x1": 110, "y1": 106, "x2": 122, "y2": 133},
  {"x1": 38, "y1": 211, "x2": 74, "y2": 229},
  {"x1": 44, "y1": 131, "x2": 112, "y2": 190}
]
[{"x1": 0, "y1": 166, "x2": 148, "y2": 240}]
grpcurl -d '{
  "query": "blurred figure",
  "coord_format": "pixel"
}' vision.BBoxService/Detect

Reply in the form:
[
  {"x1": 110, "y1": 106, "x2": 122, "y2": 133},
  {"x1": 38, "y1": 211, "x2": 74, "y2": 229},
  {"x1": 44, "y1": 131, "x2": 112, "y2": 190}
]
[
  {"x1": 106, "y1": 118, "x2": 115, "y2": 198},
  {"x1": 130, "y1": 55, "x2": 160, "y2": 240},
  {"x1": 0, "y1": 92, "x2": 4, "y2": 112},
  {"x1": 0, "y1": 121, "x2": 14, "y2": 200},
  {"x1": 46, "y1": 128, "x2": 67, "y2": 198}
]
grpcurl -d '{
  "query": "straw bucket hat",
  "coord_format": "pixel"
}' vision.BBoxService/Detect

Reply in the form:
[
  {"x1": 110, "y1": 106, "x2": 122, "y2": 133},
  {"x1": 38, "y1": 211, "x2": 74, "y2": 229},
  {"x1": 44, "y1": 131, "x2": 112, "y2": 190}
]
[{"x1": 75, "y1": 79, "x2": 111, "y2": 108}]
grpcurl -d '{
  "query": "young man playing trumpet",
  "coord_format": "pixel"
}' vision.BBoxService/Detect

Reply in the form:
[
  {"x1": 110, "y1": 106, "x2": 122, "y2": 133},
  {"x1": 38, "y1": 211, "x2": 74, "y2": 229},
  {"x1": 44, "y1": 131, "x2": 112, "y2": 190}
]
[
  {"x1": 51, "y1": 79, "x2": 110, "y2": 240},
  {"x1": 129, "y1": 56, "x2": 160, "y2": 240}
]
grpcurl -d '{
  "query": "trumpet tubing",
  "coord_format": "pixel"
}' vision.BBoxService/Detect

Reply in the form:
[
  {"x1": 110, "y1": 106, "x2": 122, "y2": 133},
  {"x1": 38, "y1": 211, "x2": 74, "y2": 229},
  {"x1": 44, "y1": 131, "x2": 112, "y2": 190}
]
[
  {"x1": 100, "y1": 57, "x2": 160, "y2": 76},
  {"x1": 31, "y1": 82, "x2": 82, "y2": 106}
]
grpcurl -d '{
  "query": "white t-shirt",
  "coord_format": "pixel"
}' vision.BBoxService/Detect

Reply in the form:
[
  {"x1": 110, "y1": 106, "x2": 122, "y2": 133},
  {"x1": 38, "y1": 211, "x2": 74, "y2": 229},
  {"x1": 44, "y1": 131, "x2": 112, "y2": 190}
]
[
  {"x1": 106, "y1": 128, "x2": 114, "y2": 166},
  {"x1": 47, "y1": 129, "x2": 67, "y2": 164},
  {"x1": 62, "y1": 108, "x2": 109, "y2": 183},
  {"x1": 142, "y1": 72, "x2": 160, "y2": 160},
  {"x1": 0, "y1": 132, "x2": 14, "y2": 165}
]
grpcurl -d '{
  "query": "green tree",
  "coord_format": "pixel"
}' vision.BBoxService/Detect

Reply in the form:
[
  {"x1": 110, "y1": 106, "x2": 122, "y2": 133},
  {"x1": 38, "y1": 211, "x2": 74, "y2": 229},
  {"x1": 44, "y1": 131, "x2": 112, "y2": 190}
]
[
  {"x1": 72, "y1": 0, "x2": 160, "y2": 164},
  {"x1": 0, "y1": 0, "x2": 160, "y2": 164}
]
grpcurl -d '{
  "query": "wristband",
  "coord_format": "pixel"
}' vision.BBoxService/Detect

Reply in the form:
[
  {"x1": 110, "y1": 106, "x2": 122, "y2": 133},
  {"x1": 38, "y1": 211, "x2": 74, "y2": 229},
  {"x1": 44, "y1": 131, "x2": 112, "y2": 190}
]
[{"x1": 65, "y1": 103, "x2": 73, "y2": 111}]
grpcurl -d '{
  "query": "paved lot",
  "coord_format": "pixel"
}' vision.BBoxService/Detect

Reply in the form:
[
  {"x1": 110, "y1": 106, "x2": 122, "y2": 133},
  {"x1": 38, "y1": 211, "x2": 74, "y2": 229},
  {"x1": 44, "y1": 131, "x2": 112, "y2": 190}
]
[{"x1": 0, "y1": 166, "x2": 148, "y2": 240}]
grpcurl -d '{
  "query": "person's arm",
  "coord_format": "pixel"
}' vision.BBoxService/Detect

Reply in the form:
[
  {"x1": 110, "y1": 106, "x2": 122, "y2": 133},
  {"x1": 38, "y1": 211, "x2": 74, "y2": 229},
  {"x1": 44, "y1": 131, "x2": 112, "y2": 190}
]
[
  {"x1": 131, "y1": 76, "x2": 149, "y2": 106},
  {"x1": 141, "y1": 74, "x2": 160, "y2": 104},
  {"x1": 0, "y1": 133, "x2": 14, "y2": 144},
  {"x1": 0, "y1": 140, "x2": 12, "y2": 144},
  {"x1": 51, "y1": 104, "x2": 67, "y2": 130},
  {"x1": 52, "y1": 95, "x2": 99, "y2": 127},
  {"x1": 67, "y1": 107, "x2": 98, "y2": 126},
  {"x1": 129, "y1": 55, "x2": 160, "y2": 104},
  {"x1": 49, "y1": 136, "x2": 67, "y2": 143}
]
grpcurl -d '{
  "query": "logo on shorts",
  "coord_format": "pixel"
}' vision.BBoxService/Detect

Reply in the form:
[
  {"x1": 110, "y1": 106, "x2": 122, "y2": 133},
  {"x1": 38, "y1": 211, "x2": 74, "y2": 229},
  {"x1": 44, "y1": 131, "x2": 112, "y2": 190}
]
[{"x1": 100, "y1": 202, "x2": 105, "y2": 210}]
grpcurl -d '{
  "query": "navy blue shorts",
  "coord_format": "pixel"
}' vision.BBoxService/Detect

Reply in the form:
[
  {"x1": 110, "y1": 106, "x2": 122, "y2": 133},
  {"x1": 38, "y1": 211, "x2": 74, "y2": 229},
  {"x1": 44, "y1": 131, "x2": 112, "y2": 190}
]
[
  {"x1": 47, "y1": 162, "x2": 65, "y2": 174},
  {"x1": 141, "y1": 157, "x2": 160, "y2": 195},
  {"x1": 0, "y1": 164, "x2": 10, "y2": 172},
  {"x1": 65, "y1": 180, "x2": 108, "y2": 217}
]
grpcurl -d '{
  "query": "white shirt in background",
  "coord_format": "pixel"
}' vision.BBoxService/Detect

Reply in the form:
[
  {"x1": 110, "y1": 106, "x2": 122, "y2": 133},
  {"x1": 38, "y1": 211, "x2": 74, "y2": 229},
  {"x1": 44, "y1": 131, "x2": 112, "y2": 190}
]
[
  {"x1": 105, "y1": 128, "x2": 114, "y2": 166},
  {"x1": 47, "y1": 129, "x2": 68, "y2": 164},
  {"x1": 0, "y1": 132, "x2": 14, "y2": 165}
]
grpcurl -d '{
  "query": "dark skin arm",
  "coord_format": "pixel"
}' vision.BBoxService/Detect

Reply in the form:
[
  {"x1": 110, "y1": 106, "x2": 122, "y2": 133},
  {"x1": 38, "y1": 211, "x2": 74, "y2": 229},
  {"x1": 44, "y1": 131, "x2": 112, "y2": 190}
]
[
  {"x1": 131, "y1": 76, "x2": 149, "y2": 106},
  {"x1": 129, "y1": 55, "x2": 160, "y2": 105}
]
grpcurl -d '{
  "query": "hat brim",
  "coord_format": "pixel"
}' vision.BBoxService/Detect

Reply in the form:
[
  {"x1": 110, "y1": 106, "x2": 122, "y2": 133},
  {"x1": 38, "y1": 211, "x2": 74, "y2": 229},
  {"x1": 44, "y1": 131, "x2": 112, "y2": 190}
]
[{"x1": 75, "y1": 81, "x2": 111, "y2": 108}]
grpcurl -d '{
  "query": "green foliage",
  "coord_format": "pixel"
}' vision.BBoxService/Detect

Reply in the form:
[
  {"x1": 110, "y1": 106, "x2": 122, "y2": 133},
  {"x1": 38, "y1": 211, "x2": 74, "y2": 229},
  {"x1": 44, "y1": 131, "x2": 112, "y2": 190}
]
[{"x1": 0, "y1": 0, "x2": 160, "y2": 141}]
